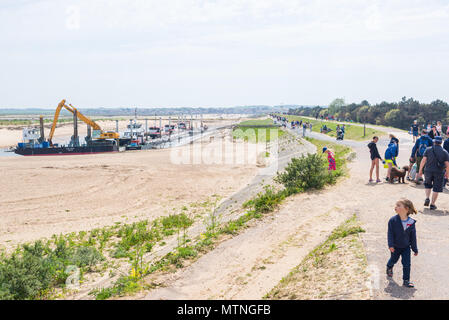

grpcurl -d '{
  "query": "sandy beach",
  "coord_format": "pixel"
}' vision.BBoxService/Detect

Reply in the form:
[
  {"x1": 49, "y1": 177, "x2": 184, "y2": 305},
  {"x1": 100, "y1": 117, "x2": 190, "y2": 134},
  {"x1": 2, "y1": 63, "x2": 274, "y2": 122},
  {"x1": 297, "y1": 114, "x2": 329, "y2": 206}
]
[{"x1": 0, "y1": 117, "x2": 260, "y2": 249}]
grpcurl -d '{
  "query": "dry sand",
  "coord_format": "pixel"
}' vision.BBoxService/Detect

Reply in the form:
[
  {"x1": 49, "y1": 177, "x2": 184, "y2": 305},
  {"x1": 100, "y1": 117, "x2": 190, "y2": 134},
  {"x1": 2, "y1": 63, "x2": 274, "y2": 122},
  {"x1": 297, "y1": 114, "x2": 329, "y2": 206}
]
[{"x1": 0, "y1": 125, "x2": 260, "y2": 250}]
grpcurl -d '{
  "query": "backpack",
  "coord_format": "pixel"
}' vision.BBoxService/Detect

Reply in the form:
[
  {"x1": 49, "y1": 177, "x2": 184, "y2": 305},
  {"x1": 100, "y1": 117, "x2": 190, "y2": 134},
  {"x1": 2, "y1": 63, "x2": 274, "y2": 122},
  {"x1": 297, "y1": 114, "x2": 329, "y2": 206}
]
[{"x1": 417, "y1": 138, "x2": 429, "y2": 157}]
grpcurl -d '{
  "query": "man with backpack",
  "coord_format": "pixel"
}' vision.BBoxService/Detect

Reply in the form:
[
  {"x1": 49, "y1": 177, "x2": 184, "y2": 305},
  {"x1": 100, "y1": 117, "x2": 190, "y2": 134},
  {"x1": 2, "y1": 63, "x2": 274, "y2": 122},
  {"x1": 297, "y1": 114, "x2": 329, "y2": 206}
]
[
  {"x1": 410, "y1": 129, "x2": 433, "y2": 183},
  {"x1": 416, "y1": 136, "x2": 449, "y2": 210}
]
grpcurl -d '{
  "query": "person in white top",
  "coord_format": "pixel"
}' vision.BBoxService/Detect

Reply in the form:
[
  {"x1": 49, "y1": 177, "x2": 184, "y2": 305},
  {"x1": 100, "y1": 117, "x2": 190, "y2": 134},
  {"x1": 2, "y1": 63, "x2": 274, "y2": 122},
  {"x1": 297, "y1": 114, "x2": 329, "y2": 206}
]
[{"x1": 436, "y1": 121, "x2": 442, "y2": 135}]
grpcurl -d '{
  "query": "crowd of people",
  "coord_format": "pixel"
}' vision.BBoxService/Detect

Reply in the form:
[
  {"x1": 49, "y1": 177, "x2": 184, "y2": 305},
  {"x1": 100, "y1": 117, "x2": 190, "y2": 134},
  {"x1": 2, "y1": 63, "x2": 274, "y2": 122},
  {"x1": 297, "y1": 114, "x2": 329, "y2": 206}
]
[{"x1": 369, "y1": 120, "x2": 449, "y2": 288}]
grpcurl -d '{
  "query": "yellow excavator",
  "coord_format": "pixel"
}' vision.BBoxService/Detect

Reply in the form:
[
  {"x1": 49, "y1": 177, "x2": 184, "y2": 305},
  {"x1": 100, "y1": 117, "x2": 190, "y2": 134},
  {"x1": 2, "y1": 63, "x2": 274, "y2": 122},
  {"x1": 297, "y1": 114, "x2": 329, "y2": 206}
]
[{"x1": 48, "y1": 99, "x2": 119, "y2": 146}]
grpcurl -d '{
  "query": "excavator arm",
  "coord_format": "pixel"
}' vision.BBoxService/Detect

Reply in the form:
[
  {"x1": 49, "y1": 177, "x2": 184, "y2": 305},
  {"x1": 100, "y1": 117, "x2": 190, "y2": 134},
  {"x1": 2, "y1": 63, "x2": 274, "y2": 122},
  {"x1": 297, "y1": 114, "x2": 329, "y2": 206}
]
[{"x1": 48, "y1": 99, "x2": 103, "y2": 145}]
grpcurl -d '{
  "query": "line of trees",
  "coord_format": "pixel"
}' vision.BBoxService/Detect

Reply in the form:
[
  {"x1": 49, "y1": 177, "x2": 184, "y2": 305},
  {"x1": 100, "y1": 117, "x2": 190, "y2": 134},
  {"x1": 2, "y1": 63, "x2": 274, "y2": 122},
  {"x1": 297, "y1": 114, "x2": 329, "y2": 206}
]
[{"x1": 287, "y1": 97, "x2": 449, "y2": 130}]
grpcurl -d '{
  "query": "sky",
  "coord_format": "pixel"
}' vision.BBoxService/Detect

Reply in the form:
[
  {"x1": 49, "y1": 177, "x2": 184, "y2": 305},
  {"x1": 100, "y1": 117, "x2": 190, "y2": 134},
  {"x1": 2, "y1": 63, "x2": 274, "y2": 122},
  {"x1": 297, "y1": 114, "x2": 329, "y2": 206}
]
[{"x1": 1, "y1": 0, "x2": 449, "y2": 108}]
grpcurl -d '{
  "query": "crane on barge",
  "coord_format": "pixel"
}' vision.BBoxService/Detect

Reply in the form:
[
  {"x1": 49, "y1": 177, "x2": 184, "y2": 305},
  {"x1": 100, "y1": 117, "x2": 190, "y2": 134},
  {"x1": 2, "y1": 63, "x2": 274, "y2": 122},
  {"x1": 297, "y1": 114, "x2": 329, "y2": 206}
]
[{"x1": 48, "y1": 99, "x2": 119, "y2": 146}]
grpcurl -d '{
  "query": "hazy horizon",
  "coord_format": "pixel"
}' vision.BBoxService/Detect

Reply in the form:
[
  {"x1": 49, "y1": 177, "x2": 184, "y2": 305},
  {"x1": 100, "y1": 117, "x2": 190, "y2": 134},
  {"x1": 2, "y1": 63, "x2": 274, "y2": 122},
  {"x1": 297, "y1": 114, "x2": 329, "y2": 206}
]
[{"x1": 1, "y1": 1, "x2": 449, "y2": 109}]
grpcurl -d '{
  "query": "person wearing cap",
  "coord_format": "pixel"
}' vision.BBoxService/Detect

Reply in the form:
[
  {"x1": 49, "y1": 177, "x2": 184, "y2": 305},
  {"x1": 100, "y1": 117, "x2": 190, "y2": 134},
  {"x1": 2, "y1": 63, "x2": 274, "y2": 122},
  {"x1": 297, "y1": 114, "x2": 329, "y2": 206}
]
[
  {"x1": 323, "y1": 147, "x2": 336, "y2": 172},
  {"x1": 416, "y1": 136, "x2": 449, "y2": 210}
]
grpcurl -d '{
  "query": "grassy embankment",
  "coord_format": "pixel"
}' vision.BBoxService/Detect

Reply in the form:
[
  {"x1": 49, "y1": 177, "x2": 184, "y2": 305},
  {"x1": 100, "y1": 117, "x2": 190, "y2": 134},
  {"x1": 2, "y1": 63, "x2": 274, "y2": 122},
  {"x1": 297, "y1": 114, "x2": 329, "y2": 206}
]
[
  {"x1": 265, "y1": 214, "x2": 369, "y2": 300},
  {"x1": 278, "y1": 114, "x2": 386, "y2": 141}
]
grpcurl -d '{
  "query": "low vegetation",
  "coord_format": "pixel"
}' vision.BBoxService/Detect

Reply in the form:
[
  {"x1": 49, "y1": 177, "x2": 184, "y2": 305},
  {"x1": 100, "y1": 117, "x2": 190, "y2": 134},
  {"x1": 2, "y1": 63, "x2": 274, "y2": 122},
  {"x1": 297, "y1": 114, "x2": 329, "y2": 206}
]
[
  {"x1": 0, "y1": 196, "x2": 220, "y2": 300},
  {"x1": 232, "y1": 119, "x2": 285, "y2": 143},
  {"x1": 265, "y1": 215, "x2": 369, "y2": 300}
]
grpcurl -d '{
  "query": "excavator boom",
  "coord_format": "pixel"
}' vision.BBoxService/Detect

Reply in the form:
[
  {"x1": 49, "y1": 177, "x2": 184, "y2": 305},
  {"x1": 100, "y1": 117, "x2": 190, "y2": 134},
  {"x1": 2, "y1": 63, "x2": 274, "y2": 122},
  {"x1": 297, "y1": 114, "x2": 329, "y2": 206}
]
[{"x1": 48, "y1": 99, "x2": 115, "y2": 145}]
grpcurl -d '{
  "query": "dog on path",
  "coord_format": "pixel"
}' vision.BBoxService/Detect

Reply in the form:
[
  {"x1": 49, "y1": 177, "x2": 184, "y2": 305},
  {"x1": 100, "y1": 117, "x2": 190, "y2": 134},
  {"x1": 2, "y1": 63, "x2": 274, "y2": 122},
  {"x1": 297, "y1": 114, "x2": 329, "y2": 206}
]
[{"x1": 389, "y1": 165, "x2": 410, "y2": 184}]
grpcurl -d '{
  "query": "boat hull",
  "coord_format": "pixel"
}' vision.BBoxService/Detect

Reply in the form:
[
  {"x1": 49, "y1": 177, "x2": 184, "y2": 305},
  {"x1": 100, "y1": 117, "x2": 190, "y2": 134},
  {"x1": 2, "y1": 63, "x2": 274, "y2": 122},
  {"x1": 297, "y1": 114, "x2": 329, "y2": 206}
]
[{"x1": 14, "y1": 145, "x2": 117, "y2": 156}]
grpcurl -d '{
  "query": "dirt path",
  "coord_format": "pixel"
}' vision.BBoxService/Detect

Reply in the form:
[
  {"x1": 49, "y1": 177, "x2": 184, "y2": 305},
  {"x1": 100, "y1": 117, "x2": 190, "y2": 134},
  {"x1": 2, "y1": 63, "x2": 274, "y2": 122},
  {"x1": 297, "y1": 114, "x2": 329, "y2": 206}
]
[{"x1": 143, "y1": 125, "x2": 449, "y2": 300}]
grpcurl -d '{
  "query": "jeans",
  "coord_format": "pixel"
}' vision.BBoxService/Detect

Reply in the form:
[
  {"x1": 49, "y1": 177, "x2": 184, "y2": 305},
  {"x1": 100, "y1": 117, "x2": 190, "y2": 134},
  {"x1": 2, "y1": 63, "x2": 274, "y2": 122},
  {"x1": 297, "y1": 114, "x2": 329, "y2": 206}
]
[{"x1": 387, "y1": 246, "x2": 411, "y2": 281}]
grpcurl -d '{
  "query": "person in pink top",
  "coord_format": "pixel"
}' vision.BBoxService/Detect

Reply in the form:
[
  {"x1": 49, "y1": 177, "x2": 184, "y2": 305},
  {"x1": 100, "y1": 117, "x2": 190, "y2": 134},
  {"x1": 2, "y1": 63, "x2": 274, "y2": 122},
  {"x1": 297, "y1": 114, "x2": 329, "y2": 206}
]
[{"x1": 323, "y1": 147, "x2": 336, "y2": 172}]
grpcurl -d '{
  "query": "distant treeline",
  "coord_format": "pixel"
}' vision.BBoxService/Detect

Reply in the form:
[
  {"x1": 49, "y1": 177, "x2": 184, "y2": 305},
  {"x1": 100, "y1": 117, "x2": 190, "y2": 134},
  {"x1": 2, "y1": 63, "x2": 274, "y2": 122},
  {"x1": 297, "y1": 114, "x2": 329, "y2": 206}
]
[
  {"x1": 0, "y1": 105, "x2": 305, "y2": 116},
  {"x1": 287, "y1": 97, "x2": 449, "y2": 130}
]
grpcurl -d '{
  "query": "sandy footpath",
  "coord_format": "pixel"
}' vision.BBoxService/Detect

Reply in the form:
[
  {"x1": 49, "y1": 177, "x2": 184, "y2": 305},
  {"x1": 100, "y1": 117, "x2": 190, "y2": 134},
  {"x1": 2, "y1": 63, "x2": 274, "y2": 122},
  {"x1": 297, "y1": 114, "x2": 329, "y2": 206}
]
[{"x1": 0, "y1": 124, "x2": 260, "y2": 250}]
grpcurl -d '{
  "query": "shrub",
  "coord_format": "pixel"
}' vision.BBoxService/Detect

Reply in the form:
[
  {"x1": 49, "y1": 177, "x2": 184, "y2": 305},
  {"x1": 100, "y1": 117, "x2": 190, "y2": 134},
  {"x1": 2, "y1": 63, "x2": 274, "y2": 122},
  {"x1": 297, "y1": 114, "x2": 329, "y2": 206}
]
[
  {"x1": 243, "y1": 185, "x2": 286, "y2": 214},
  {"x1": 274, "y1": 153, "x2": 328, "y2": 193},
  {"x1": 70, "y1": 246, "x2": 104, "y2": 268}
]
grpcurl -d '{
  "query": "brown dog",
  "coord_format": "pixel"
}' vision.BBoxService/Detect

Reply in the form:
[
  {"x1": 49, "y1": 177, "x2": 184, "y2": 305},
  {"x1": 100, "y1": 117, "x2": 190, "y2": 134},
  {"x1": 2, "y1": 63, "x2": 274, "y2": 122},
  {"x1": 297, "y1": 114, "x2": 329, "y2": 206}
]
[{"x1": 390, "y1": 165, "x2": 410, "y2": 183}]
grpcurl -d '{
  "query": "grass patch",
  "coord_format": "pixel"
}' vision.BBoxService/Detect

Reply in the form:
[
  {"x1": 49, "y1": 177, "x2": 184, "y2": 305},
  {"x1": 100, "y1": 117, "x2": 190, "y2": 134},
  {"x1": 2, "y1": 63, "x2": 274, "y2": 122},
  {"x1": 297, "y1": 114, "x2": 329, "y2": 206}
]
[
  {"x1": 265, "y1": 215, "x2": 369, "y2": 300},
  {"x1": 233, "y1": 119, "x2": 285, "y2": 143}
]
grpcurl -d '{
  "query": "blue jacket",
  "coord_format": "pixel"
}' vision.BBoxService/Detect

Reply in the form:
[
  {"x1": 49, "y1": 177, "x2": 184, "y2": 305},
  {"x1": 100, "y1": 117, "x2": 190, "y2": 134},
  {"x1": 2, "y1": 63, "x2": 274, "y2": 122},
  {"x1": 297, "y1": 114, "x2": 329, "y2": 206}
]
[
  {"x1": 387, "y1": 215, "x2": 418, "y2": 253},
  {"x1": 384, "y1": 143, "x2": 397, "y2": 160},
  {"x1": 411, "y1": 135, "x2": 433, "y2": 158}
]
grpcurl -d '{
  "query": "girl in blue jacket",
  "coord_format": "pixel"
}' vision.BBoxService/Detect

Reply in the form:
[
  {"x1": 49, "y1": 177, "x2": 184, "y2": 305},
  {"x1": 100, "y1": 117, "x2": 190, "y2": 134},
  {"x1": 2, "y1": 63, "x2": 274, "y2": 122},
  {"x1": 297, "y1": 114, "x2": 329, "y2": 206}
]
[
  {"x1": 386, "y1": 199, "x2": 418, "y2": 287},
  {"x1": 384, "y1": 142, "x2": 398, "y2": 181}
]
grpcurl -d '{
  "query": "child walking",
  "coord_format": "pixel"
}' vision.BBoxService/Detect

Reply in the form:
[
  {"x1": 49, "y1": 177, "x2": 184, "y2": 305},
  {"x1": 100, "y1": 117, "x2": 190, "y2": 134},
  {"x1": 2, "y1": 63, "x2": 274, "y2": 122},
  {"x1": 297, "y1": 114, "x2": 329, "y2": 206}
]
[
  {"x1": 386, "y1": 199, "x2": 418, "y2": 288},
  {"x1": 322, "y1": 147, "x2": 336, "y2": 173}
]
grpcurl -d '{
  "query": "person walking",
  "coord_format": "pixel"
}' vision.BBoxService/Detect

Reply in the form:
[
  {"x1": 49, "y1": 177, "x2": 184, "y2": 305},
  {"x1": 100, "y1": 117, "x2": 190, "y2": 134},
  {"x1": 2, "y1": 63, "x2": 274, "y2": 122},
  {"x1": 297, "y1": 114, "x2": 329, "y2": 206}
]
[
  {"x1": 368, "y1": 136, "x2": 382, "y2": 183},
  {"x1": 416, "y1": 136, "x2": 449, "y2": 210},
  {"x1": 386, "y1": 199, "x2": 418, "y2": 288},
  {"x1": 410, "y1": 129, "x2": 433, "y2": 183},
  {"x1": 302, "y1": 122, "x2": 307, "y2": 137},
  {"x1": 411, "y1": 120, "x2": 419, "y2": 143}
]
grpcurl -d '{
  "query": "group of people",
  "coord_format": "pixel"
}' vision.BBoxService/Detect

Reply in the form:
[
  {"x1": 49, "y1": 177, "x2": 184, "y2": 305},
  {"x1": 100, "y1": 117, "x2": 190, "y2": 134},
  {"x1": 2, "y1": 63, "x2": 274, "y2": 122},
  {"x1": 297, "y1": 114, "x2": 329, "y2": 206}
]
[
  {"x1": 368, "y1": 122, "x2": 449, "y2": 288},
  {"x1": 410, "y1": 120, "x2": 448, "y2": 142},
  {"x1": 290, "y1": 120, "x2": 313, "y2": 137}
]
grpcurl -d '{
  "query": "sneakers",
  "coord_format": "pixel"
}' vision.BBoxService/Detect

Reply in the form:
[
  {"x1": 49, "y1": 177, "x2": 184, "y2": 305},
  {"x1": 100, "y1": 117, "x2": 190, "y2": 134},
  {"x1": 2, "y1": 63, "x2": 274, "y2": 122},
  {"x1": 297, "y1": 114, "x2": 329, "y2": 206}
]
[
  {"x1": 376, "y1": 179, "x2": 381, "y2": 183},
  {"x1": 386, "y1": 267, "x2": 393, "y2": 277},
  {"x1": 430, "y1": 204, "x2": 437, "y2": 210},
  {"x1": 403, "y1": 280, "x2": 415, "y2": 288},
  {"x1": 369, "y1": 179, "x2": 374, "y2": 183},
  {"x1": 424, "y1": 198, "x2": 430, "y2": 207}
]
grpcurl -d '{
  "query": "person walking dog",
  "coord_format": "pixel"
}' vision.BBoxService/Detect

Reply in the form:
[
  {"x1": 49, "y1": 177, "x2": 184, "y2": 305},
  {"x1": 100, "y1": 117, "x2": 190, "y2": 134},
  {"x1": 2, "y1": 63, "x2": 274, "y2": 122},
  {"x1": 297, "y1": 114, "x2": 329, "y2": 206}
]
[{"x1": 416, "y1": 136, "x2": 449, "y2": 210}]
